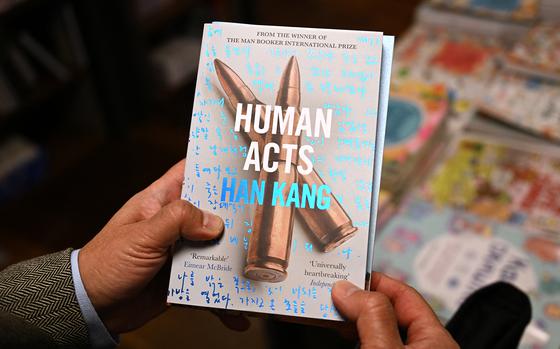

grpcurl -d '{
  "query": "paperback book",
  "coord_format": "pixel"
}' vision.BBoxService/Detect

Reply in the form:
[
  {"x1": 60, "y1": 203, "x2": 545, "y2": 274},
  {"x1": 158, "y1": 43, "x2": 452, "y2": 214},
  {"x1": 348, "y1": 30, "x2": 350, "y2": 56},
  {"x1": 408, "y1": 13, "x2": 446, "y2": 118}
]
[
  {"x1": 382, "y1": 79, "x2": 448, "y2": 199},
  {"x1": 427, "y1": 0, "x2": 540, "y2": 22},
  {"x1": 167, "y1": 22, "x2": 394, "y2": 321},
  {"x1": 478, "y1": 70, "x2": 560, "y2": 142},
  {"x1": 376, "y1": 128, "x2": 560, "y2": 349},
  {"x1": 420, "y1": 133, "x2": 560, "y2": 239},
  {"x1": 374, "y1": 196, "x2": 560, "y2": 349},
  {"x1": 503, "y1": 23, "x2": 560, "y2": 81},
  {"x1": 392, "y1": 24, "x2": 501, "y2": 132}
]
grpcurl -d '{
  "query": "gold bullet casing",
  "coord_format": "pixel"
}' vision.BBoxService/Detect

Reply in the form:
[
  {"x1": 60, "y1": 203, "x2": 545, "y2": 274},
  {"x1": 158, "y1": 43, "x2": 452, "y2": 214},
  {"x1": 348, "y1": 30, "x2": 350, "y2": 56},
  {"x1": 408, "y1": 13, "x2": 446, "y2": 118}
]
[
  {"x1": 297, "y1": 171, "x2": 357, "y2": 252},
  {"x1": 212, "y1": 60, "x2": 266, "y2": 151},
  {"x1": 246, "y1": 157, "x2": 297, "y2": 282},
  {"x1": 244, "y1": 57, "x2": 301, "y2": 282}
]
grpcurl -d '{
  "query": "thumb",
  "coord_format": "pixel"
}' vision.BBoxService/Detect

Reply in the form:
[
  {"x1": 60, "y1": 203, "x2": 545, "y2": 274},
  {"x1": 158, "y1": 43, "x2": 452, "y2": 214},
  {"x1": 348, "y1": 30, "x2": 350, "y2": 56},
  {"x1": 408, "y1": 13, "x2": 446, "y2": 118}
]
[
  {"x1": 135, "y1": 200, "x2": 224, "y2": 249},
  {"x1": 332, "y1": 281, "x2": 404, "y2": 349}
]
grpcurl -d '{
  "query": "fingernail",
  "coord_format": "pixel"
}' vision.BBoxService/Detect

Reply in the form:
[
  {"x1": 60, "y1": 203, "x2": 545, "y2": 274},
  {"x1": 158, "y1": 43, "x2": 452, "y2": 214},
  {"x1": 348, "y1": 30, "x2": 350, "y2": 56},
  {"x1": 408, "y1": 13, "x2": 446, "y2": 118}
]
[
  {"x1": 334, "y1": 280, "x2": 360, "y2": 298},
  {"x1": 202, "y1": 210, "x2": 224, "y2": 233}
]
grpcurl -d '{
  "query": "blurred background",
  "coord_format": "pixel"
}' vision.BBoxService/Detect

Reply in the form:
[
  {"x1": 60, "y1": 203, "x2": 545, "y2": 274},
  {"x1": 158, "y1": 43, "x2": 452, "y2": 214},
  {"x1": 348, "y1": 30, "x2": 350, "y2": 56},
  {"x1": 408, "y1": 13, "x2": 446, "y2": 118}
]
[{"x1": 0, "y1": 0, "x2": 559, "y2": 348}]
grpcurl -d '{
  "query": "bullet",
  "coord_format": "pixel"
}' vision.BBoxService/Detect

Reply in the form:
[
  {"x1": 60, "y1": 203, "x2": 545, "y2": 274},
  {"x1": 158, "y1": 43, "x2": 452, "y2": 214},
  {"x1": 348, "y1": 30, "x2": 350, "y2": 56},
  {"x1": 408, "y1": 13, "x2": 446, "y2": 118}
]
[
  {"x1": 214, "y1": 58, "x2": 358, "y2": 255},
  {"x1": 214, "y1": 59, "x2": 266, "y2": 151},
  {"x1": 244, "y1": 57, "x2": 301, "y2": 282},
  {"x1": 297, "y1": 170, "x2": 357, "y2": 252}
]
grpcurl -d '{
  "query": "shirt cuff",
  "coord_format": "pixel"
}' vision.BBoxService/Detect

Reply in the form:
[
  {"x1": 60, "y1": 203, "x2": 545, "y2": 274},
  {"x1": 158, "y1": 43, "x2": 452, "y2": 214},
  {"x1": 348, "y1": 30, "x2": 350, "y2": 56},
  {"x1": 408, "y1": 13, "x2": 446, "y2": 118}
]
[{"x1": 71, "y1": 249, "x2": 119, "y2": 349}]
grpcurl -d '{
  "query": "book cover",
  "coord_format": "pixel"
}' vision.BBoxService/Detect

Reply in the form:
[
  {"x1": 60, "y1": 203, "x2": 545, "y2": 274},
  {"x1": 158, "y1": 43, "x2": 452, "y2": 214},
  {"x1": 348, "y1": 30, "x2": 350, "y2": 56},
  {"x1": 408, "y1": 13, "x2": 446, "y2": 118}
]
[
  {"x1": 381, "y1": 79, "x2": 449, "y2": 203},
  {"x1": 384, "y1": 80, "x2": 448, "y2": 165},
  {"x1": 503, "y1": 23, "x2": 560, "y2": 81},
  {"x1": 167, "y1": 22, "x2": 394, "y2": 321},
  {"x1": 392, "y1": 24, "x2": 501, "y2": 132},
  {"x1": 428, "y1": 0, "x2": 540, "y2": 22},
  {"x1": 478, "y1": 70, "x2": 560, "y2": 142},
  {"x1": 374, "y1": 196, "x2": 560, "y2": 349},
  {"x1": 420, "y1": 133, "x2": 560, "y2": 238}
]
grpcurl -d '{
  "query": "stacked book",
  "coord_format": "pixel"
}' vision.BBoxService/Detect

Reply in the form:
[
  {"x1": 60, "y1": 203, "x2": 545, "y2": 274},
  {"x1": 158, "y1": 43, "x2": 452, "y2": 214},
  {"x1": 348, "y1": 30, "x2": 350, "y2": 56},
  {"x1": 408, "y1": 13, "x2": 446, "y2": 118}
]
[
  {"x1": 376, "y1": 133, "x2": 560, "y2": 349},
  {"x1": 381, "y1": 80, "x2": 448, "y2": 202},
  {"x1": 376, "y1": 3, "x2": 560, "y2": 348}
]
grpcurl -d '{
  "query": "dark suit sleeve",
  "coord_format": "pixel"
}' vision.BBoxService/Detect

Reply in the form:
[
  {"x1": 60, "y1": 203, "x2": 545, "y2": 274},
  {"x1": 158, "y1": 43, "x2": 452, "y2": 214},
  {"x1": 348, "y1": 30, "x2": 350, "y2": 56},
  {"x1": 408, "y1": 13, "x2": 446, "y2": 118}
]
[{"x1": 0, "y1": 248, "x2": 89, "y2": 348}]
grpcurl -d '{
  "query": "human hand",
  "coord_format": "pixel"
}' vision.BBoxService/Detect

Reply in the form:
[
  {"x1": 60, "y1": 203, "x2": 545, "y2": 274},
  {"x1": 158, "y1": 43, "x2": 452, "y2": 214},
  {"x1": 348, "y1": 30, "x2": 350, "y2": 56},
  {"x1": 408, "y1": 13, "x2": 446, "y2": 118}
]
[
  {"x1": 332, "y1": 273, "x2": 459, "y2": 349},
  {"x1": 79, "y1": 160, "x2": 248, "y2": 333}
]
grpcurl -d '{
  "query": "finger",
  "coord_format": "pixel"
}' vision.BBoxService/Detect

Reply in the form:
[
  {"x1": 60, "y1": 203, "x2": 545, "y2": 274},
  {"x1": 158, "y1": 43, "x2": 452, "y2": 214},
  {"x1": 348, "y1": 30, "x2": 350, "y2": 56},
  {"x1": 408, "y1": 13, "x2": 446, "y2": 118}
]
[
  {"x1": 146, "y1": 159, "x2": 186, "y2": 206},
  {"x1": 109, "y1": 160, "x2": 186, "y2": 226},
  {"x1": 332, "y1": 280, "x2": 404, "y2": 348},
  {"x1": 135, "y1": 200, "x2": 224, "y2": 250},
  {"x1": 370, "y1": 273, "x2": 450, "y2": 343}
]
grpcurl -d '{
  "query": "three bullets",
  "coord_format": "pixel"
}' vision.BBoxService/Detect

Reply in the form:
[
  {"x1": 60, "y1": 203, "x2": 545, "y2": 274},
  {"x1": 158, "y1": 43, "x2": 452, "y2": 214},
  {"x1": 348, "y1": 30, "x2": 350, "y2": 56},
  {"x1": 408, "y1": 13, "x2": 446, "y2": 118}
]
[{"x1": 214, "y1": 57, "x2": 357, "y2": 282}]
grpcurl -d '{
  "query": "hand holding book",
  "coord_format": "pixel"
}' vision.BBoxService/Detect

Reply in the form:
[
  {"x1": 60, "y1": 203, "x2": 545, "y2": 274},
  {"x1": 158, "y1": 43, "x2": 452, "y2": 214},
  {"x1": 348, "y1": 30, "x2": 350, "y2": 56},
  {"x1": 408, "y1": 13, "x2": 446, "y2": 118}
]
[
  {"x1": 332, "y1": 273, "x2": 459, "y2": 349},
  {"x1": 75, "y1": 160, "x2": 459, "y2": 349},
  {"x1": 169, "y1": 22, "x2": 393, "y2": 321},
  {"x1": 78, "y1": 160, "x2": 225, "y2": 334}
]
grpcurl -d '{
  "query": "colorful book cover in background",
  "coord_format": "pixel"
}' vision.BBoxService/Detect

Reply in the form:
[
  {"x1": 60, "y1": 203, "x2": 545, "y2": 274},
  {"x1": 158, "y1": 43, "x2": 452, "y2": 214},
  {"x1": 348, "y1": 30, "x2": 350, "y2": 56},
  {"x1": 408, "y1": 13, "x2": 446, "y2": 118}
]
[
  {"x1": 479, "y1": 71, "x2": 560, "y2": 142},
  {"x1": 393, "y1": 24, "x2": 501, "y2": 131},
  {"x1": 395, "y1": 25, "x2": 498, "y2": 80},
  {"x1": 421, "y1": 135, "x2": 560, "y2": 237},
  {"x1": 506, "y1": 23, "x2": 560, "y2": 77},
  {"x1": 374, "y1": 197, "x2": 560, "y2": 349},
  {"x1": 167, "y1": 22, "x2": 394, "y2": 320},
  {"x1": 384, "y1": 80, "x2": 448, "y2": 164},
  {"x1": 428, "y1": 0, "x2": 540, "y2": 21}
]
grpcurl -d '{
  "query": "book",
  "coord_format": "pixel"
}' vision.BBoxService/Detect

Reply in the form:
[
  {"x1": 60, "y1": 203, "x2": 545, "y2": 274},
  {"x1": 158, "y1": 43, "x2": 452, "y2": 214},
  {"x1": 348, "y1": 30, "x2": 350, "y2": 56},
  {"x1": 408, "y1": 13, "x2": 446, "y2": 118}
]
[
  {"x1": 503, "y1": 23, "x2": 560, "y2": 82},
  {"x1": 478, "y1": 70, "x2": 560, "y2": 142},
  {"x1": 167, "y1": 22, "x2": 394, "y2": 321},
  {"x1": 374, "y1": 196, "x2": 560, "y2": 349},
  {"x1": 382, "y1": 79, "x2": 449, "y2": 199},
  {"x1": 427, "y1": 0, "x2": 540, "y2": 22},
  {"x1": 540, "y1": 0, "x2": 560, "y2": 21},
  {"x1": 392, "y1": 24, "x2": 502, "y2": 132},
  {"x1": 420, "y1": 133, "x2": 560, "y2": 239},
  {"x1": 416, "y1": 1, "x2": 532, "y2": 42},
  {"x1": 376, "y1": 133, "x2": 560, "y2": 349},
  {"x1": 467, "y1": 113, "x2": 558, "y2": 146},
  {"x1": 384, "y1": 80, "x2": 448, "y2": 165},
  {"x1": 375, "y1": 189, "x2": 396, "y2": 231}
]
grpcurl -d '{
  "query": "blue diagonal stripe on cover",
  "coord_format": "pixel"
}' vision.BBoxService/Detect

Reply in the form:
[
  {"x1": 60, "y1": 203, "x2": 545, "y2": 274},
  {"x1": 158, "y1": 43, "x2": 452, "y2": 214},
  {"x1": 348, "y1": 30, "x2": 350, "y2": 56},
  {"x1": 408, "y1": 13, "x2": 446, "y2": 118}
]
[{"x1": 0, "y1": 248, "x2": 89, "y2": 348}]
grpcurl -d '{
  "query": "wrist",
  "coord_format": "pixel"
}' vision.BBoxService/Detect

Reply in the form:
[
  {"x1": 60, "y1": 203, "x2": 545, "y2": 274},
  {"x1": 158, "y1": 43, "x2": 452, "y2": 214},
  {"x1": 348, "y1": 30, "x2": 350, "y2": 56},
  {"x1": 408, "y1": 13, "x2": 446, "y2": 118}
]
[
  {"x1": 71, "y1": 249, "x2": 120, "y2": 346},
  {"x1": 78, "y1": 246, "x2": 119, "y2": 332}
]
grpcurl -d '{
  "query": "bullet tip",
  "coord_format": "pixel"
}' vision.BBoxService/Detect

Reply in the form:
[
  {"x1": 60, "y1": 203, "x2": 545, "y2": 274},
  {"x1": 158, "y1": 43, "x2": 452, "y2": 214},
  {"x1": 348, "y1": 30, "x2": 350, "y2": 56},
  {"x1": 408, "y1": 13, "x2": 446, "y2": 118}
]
[{"x1": 276, "y1": 56, "x2": 301, "y2": 107}]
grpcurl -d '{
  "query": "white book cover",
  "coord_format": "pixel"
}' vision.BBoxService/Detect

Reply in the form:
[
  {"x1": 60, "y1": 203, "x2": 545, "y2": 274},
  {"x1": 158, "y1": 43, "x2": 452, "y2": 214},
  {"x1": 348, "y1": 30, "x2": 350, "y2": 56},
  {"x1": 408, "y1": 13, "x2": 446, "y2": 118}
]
[{"x1": 167, "y1": 22, "x2": 394, "y2": 321}]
